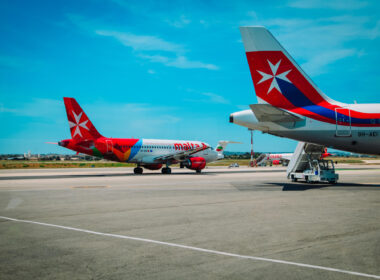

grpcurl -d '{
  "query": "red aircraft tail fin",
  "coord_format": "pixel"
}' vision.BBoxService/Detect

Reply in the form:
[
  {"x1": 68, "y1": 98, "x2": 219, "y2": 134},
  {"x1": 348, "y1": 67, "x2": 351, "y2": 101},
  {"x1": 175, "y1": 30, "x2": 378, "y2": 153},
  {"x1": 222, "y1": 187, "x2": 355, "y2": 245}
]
[
  {"x1": 239, "y1": 27, "x2": 344, "y2": 109},
  {"x1": 321, "y1": 148, "x2": 332, "y2": 158},
  {"x1": 63, "y1": 97, "x2": 102, "y2": 140}
]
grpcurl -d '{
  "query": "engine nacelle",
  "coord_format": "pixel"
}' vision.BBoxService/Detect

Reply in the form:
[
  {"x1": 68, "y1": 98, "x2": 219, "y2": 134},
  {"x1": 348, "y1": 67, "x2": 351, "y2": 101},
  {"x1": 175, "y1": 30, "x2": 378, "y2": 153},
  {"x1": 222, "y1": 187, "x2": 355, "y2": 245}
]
[
  {"x1": 142, "y1": 164, "x2": 163, "y2": 170},
  {"x1": 183, "y1": 157, "x2": 206, "y2": 171},
  {"x1": 272, "y1": 160, "x2": 280, "y2": 165}
]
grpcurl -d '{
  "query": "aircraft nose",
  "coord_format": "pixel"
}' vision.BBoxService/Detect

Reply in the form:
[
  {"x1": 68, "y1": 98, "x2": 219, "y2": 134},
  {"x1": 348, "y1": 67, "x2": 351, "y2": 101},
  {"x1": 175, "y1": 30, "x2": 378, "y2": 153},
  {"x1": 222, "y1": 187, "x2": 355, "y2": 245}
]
[{"x1": 229, "y1": 114, "x2": 234, "y2": 123}]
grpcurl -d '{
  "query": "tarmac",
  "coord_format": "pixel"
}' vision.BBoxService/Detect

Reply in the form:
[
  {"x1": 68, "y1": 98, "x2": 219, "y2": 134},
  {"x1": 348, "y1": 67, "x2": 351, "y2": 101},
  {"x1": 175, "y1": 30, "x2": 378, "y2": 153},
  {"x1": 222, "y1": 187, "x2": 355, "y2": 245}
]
[{"x1": 0, "y1": 165, "x2": 379, "y2": 279}]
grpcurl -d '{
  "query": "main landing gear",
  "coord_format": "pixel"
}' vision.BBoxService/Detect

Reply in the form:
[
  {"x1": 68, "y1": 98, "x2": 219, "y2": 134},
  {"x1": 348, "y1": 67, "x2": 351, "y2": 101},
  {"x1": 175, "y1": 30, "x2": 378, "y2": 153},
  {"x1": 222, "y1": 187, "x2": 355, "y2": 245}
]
[
  {"x1": 161, "y1": 167, "x2": 172, "y2": 174},
  {"x1": 134, "y1": 167, "x2": 143, "y2": 174}
]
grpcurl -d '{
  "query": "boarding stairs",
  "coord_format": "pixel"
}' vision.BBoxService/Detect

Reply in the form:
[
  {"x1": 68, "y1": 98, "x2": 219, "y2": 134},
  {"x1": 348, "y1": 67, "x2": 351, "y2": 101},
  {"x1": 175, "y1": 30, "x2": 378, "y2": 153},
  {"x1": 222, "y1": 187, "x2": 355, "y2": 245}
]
[
  {"x1": 287, "y1": 142, "x2": 322, "y2": 175},
  {"x1": 255, "y1": 153, "x2": 269, "y2": 166},
  {"x1": 287, "y1": 142, "x2": 338, "y2": 183}
]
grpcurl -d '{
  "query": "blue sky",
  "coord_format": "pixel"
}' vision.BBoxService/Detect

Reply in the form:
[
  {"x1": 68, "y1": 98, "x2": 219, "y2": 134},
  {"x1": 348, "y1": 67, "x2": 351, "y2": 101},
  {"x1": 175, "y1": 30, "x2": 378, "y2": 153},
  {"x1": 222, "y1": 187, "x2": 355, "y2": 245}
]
[{"x1": 0, "y1": 0, "x2": 379, "y2": 154}]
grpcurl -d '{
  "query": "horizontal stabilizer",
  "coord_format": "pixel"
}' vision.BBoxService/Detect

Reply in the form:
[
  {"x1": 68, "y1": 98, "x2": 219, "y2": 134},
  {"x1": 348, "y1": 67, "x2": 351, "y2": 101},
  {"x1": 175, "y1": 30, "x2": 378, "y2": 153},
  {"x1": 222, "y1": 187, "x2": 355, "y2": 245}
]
[{"x1": 249, "y1": 104, "x2": 303, "y2": 123}]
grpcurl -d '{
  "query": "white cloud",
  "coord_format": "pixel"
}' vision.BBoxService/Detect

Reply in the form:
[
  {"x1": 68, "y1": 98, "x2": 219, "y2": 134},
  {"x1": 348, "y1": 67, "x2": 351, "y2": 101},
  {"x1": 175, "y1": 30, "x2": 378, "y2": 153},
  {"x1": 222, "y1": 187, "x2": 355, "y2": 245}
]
[
  {"x1": 165, "y1": 15, "x2": 191, "y2": 28},
  {"x1": 370, "y1": 20, "x2": 380, "y2": 39},
  {"x1": 0, "y1": 103, "x2": 18, "y2": 114},
  {"x1": 301, "y1": 49, "x2": 356, "y2": 76},
  {"x1": 0, "y1": 55, "x2": 44, "y2": 71},
  {"x1": 97, "y1": 32, "x2": 219, "y2": 70},
  {"x1": 84, "y1": 102, "x2": 181, "y2": 137},
  {"x1": 2, "y1": 98, "x2": 182, "y2": 138},
  {"x1": 0, "y1": 98, "x2": 63, "y2": 118},
  {"x1": 183, "y1": 89, "x2": 230, "y2": 104},
  {"x1": 140, "y1": 54, "x2": 219, "y2": 70},
  {"x1": 95, "y1": 30, "x2": 185, "y2": 53},
  {"x1": 242, "y1": 14, "x2": 379, "y2": 76},
  {"x1": 288, "y1": 0, "x2": 368, "y2": 10},
  {"x1": 199, "y1": 19, "x2": 207, "y2": 25},
  {"x1": 66, "y1": 14, "x2": 218, "y2": 71},
  {"x1": 200, "y1": 92, "x2": 230, "y2": 104}
]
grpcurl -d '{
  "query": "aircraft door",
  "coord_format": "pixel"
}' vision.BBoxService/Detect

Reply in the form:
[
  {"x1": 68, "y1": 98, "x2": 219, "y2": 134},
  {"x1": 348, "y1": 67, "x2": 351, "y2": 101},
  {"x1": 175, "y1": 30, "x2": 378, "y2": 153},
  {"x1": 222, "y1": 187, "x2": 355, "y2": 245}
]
[
  {"x1": 335, "y1": 108, "x2": 351, "y2": 137},
  {"x1": 106, "y1": 139, "x2": 113, "y2": 153}
]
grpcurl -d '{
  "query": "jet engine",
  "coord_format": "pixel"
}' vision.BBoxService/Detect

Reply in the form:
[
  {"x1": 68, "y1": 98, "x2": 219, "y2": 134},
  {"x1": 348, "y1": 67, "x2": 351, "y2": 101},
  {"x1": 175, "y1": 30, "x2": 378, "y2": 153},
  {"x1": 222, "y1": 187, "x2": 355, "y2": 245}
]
[
  {"x1": 142, "y1": 164, "x2": 163, "y2": 170},
  {"x1": 272, "y1": 160, "x2": 280, "y2": 165},
  {"x1": 183, "y1": 157, "x2": 206, "y2": 171}
]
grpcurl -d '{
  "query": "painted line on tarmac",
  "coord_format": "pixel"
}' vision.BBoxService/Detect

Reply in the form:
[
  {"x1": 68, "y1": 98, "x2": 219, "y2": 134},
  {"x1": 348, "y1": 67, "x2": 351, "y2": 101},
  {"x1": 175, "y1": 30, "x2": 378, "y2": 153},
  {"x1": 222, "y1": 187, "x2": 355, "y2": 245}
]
[{"x1": 1, "y1": 215, "x2": 379, "y2": 279}]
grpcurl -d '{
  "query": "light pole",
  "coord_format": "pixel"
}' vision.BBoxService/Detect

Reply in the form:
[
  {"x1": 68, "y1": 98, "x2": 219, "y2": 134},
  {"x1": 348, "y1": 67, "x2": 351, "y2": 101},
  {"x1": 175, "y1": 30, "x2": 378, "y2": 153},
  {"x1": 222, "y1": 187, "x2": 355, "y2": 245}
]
[{"x1": 249, "y1": 129, "x2": 254, "y2": 167}]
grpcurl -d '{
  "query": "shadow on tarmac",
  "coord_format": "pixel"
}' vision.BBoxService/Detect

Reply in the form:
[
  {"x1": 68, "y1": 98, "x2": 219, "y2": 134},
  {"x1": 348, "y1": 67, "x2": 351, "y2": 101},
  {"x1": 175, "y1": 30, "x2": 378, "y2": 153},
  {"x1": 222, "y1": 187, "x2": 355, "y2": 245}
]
[
  {"x1": 267, "y1": 182, "x2": 380, "y2": 191},
  {"x1": 232, "y1": 182, "x2": 380, "y2": 192}
]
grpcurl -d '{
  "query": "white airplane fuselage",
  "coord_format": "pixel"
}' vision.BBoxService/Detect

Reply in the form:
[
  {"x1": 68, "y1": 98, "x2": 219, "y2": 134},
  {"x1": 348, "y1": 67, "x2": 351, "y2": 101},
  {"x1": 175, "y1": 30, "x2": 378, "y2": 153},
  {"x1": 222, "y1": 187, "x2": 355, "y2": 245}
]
[
  {"x1": 231, "y1": 104, "x2": 380, "y2": 155},
  {"x1": 118, "y1": 139, "x2": 219, "y2": 164}
]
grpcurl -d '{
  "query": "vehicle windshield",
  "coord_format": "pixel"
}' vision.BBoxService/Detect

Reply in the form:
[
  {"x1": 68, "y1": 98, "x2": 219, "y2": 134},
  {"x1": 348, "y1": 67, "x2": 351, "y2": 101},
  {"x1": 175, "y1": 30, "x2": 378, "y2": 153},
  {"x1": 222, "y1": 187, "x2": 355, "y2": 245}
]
[{"x1": 318, "y1": 160, "x2": 333, "y2": 170}]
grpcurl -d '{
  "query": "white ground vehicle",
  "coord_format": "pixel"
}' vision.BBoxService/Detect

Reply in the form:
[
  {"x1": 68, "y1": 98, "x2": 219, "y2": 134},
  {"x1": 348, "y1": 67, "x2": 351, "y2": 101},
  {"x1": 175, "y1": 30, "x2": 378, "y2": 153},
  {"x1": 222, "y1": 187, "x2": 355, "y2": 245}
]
[
  {"x1": 289, "y1": 159, "x2": 338, "y2": 184},
  {"x1": 287, "y1": 142, "x2": 339, "y2": 184}
]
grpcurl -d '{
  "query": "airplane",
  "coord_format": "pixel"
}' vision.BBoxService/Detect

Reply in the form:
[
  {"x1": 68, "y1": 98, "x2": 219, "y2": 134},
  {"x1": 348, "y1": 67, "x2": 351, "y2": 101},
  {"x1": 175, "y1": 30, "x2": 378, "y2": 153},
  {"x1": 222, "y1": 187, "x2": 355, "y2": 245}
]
[
  {"x1": 230, "y1": 26, "x2": 380, "y2": 156},
  {"x1": 256, "y1": 152, "x2": 293, "y2": 166},
  {"x1": 57, "y1": 98, "x2": 232, "y2": 174},
  {"x1": 257, "y1": 148, "x2": 332, "y2": 166}
]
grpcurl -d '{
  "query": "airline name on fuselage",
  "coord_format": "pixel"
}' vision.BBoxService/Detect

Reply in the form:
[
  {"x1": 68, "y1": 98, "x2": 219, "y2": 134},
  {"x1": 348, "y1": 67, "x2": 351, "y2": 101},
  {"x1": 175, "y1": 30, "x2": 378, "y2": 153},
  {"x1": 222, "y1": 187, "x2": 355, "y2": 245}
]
[
  {"x1": 269, "y1": 154, "x2": 284, "y2": 159},
  {"x1": 174, "y1": 142, "x2": 206, "y2": 151}
]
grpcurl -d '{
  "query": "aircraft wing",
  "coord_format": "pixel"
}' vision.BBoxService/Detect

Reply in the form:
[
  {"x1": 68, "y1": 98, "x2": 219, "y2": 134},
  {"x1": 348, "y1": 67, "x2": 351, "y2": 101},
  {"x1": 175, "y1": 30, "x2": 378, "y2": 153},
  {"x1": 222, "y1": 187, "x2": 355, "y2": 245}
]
[
  {"x1": 249, "y1": 104, "x2": 303, "y2": 123},
  {"x1": 154, "y1": 145, "x2": 210, "y2": 162}
]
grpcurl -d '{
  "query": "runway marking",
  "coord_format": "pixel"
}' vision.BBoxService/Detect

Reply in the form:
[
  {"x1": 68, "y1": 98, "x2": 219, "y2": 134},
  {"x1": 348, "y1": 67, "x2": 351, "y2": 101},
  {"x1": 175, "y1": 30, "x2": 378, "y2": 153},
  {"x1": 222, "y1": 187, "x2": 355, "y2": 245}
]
[
  {"x1": 70, "y1": 185, "x2": 110, "y2": 189},
  {"x1": 5, "y1": 198, "x2": 23, "y2": 210},
  {"x1": 1, "y1": 216, "x2": 379, "y2": 279}
]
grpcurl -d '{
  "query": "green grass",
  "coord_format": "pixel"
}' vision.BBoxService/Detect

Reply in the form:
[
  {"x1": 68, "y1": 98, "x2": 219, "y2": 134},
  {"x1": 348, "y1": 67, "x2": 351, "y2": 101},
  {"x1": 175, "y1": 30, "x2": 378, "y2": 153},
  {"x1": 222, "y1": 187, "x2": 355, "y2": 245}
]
[
  {"x1": 325, "y1": 157, "x2": 364, "y2": 164},
  {"x1": 0, "y1": 160, "x2": 135, "y2": 169},
  {"x1": 208, "y1": 159, "x2": 252, "y2": 166}
]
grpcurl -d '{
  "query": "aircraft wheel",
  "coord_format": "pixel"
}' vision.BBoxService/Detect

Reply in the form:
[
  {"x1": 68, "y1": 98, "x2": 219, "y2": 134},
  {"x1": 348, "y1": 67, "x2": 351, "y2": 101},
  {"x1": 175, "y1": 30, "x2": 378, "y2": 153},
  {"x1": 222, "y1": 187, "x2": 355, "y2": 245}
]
[
  {"x1": 196, "y1": 169, "x2": 202, "y2": 174},
  {"x1": 291, "y1": 175, "x2": 297, "y2": 182},
  {"x1": 162, "y1": 167, "x2": 171, "y2": 174},
  {"x1": 134, "y1": 167, "x2": 143, "y2": 174}
]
